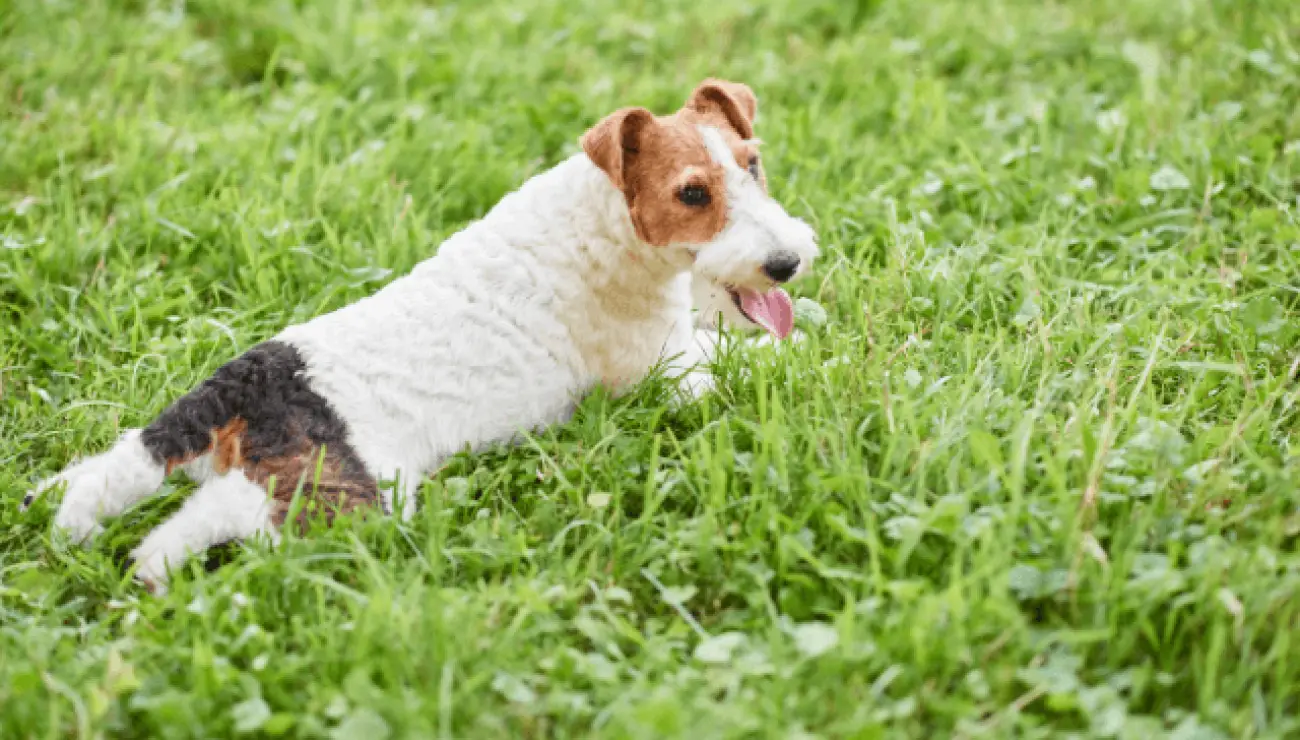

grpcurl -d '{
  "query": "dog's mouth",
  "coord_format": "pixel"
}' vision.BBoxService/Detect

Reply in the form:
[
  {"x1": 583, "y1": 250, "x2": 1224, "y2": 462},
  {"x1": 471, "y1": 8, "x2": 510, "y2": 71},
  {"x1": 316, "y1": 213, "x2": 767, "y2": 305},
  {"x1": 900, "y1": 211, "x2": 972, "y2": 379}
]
[{"x1": 728, "y1": 286, "x2": 794, "y2": 339}]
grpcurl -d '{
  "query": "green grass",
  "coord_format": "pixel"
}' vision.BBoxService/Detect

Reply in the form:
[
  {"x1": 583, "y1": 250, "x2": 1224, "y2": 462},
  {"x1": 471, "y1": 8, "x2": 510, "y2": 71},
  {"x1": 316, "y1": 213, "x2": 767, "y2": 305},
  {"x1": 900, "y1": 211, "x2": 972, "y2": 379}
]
[{"x1": 2, "y1": 0, "x2": 1299, "y2": 736}]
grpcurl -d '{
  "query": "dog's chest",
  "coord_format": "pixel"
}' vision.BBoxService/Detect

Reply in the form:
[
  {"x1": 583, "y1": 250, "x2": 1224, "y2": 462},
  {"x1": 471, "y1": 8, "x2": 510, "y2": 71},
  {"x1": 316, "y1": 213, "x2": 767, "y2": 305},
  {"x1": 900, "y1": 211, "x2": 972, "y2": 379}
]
[{"x1": 567, "y1": 294, "x2": 689, "y2": 393}]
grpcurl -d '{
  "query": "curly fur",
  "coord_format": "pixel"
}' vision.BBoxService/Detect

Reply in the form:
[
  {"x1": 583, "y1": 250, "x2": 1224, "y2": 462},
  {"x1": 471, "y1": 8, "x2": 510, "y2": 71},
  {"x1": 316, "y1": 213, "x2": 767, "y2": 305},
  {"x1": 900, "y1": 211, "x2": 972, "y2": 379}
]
[{"x1": 23, "y1": 80, "x2": 819, "y2": 593}]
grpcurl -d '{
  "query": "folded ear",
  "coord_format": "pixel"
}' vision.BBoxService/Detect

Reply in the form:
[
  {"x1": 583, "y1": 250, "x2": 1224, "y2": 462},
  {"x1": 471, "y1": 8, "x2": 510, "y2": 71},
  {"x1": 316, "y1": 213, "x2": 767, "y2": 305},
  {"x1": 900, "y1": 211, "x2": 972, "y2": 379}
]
[
  {"x1": 580, "y1": 107, "x2": 656, "y2": 191},
  {"x1": 686, "y1": 78, "x2": 757, "y2": 139}
]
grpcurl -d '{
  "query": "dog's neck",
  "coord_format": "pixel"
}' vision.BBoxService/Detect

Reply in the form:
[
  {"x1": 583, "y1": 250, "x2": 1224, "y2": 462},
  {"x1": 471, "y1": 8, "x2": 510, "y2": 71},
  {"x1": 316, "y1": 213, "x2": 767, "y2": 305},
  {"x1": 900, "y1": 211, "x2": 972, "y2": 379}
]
[
  {"x1": 521, "y1": 154, "x2": 695, "y2": 313},
  {"x1": 443, "y1": 153, "x2": 696, "y2": 386},
  {"x1": 576, "y1": 154, "x2": 694, "y2": 285},
  {"x1": 419, "y1": 152, "x2": 695, "y2": 353}
]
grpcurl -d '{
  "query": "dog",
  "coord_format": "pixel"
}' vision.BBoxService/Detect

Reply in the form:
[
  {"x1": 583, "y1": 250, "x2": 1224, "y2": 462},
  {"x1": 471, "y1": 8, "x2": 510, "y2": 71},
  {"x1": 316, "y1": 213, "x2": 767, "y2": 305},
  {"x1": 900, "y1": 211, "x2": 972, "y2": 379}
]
[{"x1": 22, "y1": 78, "x2": 819, "y2": 593}]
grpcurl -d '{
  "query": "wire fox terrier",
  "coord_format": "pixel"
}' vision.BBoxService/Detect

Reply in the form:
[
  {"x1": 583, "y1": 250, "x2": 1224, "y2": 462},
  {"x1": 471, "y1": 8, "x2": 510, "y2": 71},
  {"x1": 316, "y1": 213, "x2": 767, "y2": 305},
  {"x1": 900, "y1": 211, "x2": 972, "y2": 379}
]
[{"x1": 23, "y1": 78, "x2": 820, "y2": 592}]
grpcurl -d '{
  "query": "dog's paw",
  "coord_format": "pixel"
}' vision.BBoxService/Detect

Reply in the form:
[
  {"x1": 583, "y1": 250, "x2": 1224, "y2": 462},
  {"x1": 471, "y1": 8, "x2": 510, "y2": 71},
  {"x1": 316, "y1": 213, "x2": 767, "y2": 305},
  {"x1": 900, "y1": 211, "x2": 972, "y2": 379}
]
[
  {"x1": 54, "y1": 490, "x2": 108, "y2": 544},
  {"x1": 27, "y1": 430, "x2": 165, "y2": 544},
  {"x1": 130, "y1": 541, "x2": 178, "y2": 596},
  {"x1": 746, "y1": 329, "x2": 806, "y2": 350},
  {"x1": 21, "y1": 475, "x2": 58, "y2": 512},
  {"x1": 26, "y1": 469, "x2": 108, "y2": 544},
  {"x1": 673, "y1": 368, "x2": 717, "y2": 403},
  {"x1": 21, "y1": 463, "x2": 87, "y2": 511}
]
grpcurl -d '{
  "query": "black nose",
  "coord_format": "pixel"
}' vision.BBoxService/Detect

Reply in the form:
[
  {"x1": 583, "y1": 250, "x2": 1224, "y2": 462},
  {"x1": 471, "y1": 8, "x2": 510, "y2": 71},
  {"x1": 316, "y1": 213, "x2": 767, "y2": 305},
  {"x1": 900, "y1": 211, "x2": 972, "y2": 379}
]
[{"x1": 762, "y1": 251, "x2": 801, "y2": 283}]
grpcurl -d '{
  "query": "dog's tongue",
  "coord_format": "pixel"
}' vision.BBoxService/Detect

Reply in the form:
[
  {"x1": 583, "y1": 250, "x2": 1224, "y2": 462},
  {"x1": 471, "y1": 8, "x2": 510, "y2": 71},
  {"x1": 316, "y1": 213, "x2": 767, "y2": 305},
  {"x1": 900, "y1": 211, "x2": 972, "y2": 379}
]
[{"x1": 738, "y1": 288, "x2": 794, "y2": 339}]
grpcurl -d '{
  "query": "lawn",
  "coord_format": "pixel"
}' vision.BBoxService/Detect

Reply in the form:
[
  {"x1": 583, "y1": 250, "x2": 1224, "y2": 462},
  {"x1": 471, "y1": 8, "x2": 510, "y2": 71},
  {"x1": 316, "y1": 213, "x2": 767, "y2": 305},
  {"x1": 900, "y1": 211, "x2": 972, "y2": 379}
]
[{"x1": 2, "y1": 0, "x2": 1298, "y2": 737}]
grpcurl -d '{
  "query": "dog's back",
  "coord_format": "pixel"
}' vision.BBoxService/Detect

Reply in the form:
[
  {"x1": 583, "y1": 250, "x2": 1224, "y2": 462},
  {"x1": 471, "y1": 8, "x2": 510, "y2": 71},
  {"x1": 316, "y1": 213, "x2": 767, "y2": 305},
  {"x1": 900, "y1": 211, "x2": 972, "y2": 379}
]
[{"x1": 25, "y1": 79, "x2": 819, "y2": 593}]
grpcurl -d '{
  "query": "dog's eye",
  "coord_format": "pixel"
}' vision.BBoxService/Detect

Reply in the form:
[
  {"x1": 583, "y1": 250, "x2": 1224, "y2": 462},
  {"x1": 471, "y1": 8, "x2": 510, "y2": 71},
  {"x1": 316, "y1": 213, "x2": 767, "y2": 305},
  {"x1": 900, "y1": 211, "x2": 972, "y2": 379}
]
[
  {"x1": 748, "y1": 156, "x2": 761, "y2": 180},
  {"x1": 677, "y1": 184, "x2": 711, "y2": 207}
]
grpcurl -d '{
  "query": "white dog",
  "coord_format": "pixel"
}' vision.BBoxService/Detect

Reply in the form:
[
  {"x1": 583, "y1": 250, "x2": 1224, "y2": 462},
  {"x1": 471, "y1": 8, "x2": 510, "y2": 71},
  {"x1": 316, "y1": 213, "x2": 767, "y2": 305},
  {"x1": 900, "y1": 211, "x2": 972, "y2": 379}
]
[{"x1": 23, "y1": 79, "x2": 819, "y2": 592}]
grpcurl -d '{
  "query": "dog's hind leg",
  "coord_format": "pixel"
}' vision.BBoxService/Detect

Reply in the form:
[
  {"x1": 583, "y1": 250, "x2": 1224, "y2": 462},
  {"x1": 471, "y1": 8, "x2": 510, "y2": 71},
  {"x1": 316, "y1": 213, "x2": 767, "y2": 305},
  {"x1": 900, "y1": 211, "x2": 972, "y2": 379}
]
[
  {"x1": 23, "y1": 360, "x2": 242, "y2": 543},
  {"x1": 28, "y1": 341, "x2": 380, "y2": 550},
  {"x1": 22, "y1": 429, "x2": 168, "y2": 543},
  {"x1": 131, "y1": 470, "x2": 277, "y2": 594},
  {"x1": 25, "y1": 342, "x2": 292, "y2": 543}
]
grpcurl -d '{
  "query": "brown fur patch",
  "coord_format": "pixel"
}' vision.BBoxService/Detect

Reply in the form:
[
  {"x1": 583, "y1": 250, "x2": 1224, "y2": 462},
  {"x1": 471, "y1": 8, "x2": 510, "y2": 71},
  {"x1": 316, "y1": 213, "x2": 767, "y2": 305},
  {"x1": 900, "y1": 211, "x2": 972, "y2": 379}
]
[
  {"x1": 162, "y1": 418, "x2": 379, "y2": 531},
  {"x1": 143, "y1": 341, "x2": 382, "y2": 533},
  {"x1": 241, "y1": 421, "x2": 378, "y2": 531},
  {"x1": 681, "y1": 79, "x2": 765, "y2": 188},
  {"x1": 581, "y1": 78, "x2": 764, "y2": 246},
  {"x1": 685, "y1": 78, "x2": 757, "y2": 139},
  {"x1": 211, "y1": 418, "x2": 248, "y2": 474}
]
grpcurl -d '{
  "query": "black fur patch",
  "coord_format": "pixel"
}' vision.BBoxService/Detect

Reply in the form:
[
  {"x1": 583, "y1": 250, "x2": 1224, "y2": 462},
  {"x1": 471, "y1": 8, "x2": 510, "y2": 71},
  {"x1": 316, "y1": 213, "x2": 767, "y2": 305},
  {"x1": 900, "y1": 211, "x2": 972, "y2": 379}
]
[{"x1": 141, "y1": 341, "x2": 379, "y2": 527}]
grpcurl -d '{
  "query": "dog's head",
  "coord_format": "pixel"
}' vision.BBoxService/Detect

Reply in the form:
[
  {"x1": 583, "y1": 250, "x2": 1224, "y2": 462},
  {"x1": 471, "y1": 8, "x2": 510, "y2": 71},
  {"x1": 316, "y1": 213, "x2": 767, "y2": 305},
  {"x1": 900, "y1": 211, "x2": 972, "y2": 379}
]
[{"x1": 582, "y1": 79, "x2": 819, "y2": 339}]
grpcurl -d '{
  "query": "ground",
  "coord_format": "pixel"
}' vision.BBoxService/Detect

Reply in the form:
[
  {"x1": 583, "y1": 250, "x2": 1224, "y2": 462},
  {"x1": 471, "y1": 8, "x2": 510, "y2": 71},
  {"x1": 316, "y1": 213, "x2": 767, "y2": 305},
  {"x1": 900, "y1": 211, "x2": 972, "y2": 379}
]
[{"x1": 2, "y1": 0, "x2": 1298, "y2": 737}]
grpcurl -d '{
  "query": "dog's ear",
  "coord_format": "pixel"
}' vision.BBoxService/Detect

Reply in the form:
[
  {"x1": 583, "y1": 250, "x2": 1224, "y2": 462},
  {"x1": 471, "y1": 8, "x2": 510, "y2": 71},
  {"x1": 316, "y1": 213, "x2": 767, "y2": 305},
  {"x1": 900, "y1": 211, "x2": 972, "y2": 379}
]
[
  {"x1": 581, "y1": 107, "x2": 656, "y2": 191},
  {"x1": 686, "y1": 79, "x2": 757, "y2": 139}
]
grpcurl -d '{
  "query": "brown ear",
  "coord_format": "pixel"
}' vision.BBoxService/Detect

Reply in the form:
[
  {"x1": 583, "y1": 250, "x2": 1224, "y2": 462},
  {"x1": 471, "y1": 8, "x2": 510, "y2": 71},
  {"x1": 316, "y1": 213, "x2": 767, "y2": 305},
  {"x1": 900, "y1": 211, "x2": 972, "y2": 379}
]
[
  {"x1": 581, "y1": 107, "x2": 656, "y2": 190},
  {"x1": 686, "y1": 78, "x2": 757, "y2": 139}
]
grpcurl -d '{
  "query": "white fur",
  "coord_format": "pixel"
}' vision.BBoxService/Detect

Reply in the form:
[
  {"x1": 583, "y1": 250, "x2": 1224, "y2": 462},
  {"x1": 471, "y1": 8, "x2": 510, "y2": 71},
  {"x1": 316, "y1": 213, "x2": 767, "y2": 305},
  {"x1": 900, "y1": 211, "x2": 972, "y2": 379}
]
[
  {"x1": 275, "y1": 133, "x2": 815, "y2": 518},
  {"x1": 131, "y1": 470, "x2": 277, "y2": 594},
  {"x1": 690, "y1": 129, "x2": 818, "y2": 332},
  {"x1": 29, "y1": 125, "x2": 818, "y2": 590},
  {"x1": 691, "y1": 272, "x2": 753, "y2": 331},
  {"x1": 691, "y1": 127, "x2": 819, "y2": 292},
  {"x1": 24, "y1": 429, "x2": 166, "y2": 543}
]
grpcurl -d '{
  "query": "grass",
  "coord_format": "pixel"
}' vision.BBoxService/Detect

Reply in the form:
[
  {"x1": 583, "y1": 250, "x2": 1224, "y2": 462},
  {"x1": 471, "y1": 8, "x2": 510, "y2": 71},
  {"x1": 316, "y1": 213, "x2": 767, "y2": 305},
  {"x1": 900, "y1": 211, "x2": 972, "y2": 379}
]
[{"x1": 2, "y1": 0, "x2": 1298, "y2": 736}]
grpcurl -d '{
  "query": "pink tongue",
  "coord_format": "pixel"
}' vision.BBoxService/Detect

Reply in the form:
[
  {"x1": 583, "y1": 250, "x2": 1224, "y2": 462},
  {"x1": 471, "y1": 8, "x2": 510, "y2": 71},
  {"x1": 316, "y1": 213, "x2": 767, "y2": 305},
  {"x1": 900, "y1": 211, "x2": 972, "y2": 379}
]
[{"x1": 738, "y1": 288, "x2": 794, "y2": 339}]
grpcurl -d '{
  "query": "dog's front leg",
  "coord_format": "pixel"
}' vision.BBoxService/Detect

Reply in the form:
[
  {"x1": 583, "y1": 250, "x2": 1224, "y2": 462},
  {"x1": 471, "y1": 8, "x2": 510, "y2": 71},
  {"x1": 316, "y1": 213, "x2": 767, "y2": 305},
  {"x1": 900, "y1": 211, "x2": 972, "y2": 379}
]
[
  {"x1": 743, "y1": 329, "x2": 807, "y2": 349},
  {"x1": 375, "y1": 464, "x2": 422, "y2": 522},
  {"x1": 662, "y1": 325, "x2": 720, "y2": 402}
]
